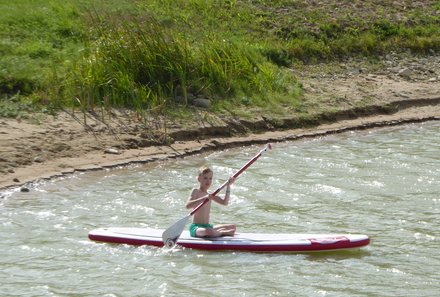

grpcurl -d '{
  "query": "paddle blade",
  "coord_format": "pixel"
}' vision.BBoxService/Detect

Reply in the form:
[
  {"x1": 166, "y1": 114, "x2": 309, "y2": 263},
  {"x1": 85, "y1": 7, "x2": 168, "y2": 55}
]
[{"x1": 162, "y1": 214, "x2": 191, "y2": 248}]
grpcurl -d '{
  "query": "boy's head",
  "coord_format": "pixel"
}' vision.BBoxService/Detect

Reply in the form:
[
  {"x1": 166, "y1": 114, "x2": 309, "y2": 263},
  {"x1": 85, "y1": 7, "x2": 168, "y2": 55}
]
[
  {"x1": 198, "y1": 165, "x2": 213, "y2": 189},
  {"x1": 198, "y1": 165, "x2": 212, "y2": 176}
]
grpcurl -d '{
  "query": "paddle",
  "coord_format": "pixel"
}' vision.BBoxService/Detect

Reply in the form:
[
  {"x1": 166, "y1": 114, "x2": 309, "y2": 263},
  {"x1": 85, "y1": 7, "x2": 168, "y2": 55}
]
[{"x1": 162, "y1": 143, "x2": 272, "y2": 248}]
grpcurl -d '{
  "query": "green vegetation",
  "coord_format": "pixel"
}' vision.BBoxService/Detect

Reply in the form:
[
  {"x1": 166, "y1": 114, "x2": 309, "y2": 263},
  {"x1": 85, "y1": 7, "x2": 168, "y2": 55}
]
[{"x1": 1, "y1": 0, "x2": 440, "y2": 118}]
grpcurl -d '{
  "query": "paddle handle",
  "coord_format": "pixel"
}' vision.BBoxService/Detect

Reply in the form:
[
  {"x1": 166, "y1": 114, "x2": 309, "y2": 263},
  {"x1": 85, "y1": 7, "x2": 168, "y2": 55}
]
[{"x1": 190, "y1": 143, "x2": 272, "y2": 216}]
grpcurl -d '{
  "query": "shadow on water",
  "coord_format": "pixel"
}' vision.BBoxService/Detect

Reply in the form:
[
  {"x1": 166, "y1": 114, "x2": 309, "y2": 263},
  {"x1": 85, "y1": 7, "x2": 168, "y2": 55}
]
[
  {"x1": 99, "y1": 241, "x2": 372, "y2": 260},
  {"x1": 304, "y1": 248, "x2": 372, "y2": 261}
]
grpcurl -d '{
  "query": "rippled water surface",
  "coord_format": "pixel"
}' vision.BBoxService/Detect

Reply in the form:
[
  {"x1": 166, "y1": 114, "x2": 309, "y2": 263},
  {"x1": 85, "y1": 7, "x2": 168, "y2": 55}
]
[{"x1": 1, "y1": 121, "x2": 439, "y2": 297}]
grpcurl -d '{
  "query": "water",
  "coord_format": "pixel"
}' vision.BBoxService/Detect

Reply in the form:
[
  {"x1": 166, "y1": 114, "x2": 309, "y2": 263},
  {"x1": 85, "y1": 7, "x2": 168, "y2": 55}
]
[{"x1": 1, "y1": 121, "x2": 439, "y2": 297}]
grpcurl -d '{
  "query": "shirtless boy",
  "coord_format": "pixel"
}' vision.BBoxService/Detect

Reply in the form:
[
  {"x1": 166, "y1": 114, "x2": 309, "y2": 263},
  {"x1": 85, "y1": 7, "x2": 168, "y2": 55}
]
[{"x1": 186, "y1": 165, "x2": 236, "y2": 238}]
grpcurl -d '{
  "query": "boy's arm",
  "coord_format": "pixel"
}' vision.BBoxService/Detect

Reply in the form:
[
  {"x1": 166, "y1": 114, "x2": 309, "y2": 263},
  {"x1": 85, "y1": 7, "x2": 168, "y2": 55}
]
[
  {"x1": 211, "y1": 177, "x2": 234, "y2": 206},
  {"x1": 186, "y1": 189, "x2": 210, "y2": 209}
]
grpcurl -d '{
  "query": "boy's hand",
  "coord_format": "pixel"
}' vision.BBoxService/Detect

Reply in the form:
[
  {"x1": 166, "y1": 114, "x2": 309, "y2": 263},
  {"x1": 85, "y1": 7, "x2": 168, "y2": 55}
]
[{"x1": 228, "y1": 177, "x2": 235, "y2": 185}]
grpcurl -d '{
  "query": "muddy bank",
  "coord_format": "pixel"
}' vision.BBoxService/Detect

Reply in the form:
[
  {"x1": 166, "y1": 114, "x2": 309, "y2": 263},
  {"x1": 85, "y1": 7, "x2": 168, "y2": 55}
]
[
  {"x1": 1, "y1": 98, "x2": 439, "y2": 192},
  {"x1": 1, "y1": 55, "x2": 439, "y2": 191}
]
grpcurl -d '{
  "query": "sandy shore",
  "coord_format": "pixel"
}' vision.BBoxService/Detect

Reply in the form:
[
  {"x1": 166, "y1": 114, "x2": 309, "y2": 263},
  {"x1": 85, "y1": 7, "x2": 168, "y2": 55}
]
[
  {"x1": 1, "y1": 103, "x2": 439, "y2": 191},
  {"x1": 1, "y1": 56, "x2": 439, "y2": 191}
]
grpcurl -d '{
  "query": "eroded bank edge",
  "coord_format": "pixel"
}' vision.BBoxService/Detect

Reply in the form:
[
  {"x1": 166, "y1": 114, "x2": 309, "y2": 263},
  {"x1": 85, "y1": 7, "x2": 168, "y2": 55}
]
[{"x1": 1, "y1": 113, "x2": 438, "y2": 195}]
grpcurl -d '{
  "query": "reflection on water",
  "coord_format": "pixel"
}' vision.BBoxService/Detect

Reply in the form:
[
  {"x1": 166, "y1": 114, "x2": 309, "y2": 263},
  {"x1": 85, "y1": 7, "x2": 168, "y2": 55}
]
[{"x1": 1, "y1": 121, "x2": 439, "y2": 296}]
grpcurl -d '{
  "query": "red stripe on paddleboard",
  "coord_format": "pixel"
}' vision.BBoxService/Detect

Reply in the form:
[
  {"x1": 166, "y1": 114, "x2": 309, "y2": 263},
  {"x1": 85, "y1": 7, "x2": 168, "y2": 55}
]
[{"x1": 88, "y1": 233, "x2": 165, "y2": 248}]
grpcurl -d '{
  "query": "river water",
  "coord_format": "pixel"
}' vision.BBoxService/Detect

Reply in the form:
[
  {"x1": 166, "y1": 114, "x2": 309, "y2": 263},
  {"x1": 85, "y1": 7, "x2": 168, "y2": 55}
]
[{"x1": 1, "y1": 121, "x2": 439, "y2": 297}]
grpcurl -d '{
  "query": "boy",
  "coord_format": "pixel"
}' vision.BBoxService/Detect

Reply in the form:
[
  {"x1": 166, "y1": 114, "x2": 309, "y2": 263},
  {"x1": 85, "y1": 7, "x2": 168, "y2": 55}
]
[{"x1": 186, "y1": 165, "x2": 236, "y2": 238}]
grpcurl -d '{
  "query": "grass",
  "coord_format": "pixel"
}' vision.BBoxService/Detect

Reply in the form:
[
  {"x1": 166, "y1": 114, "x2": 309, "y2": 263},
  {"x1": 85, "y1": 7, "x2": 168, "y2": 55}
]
[
  {"x1": 0, "y1": 0, "x2": 84, "y2": 93},
  {"x1": 1, "y1": 0, "x2": 440, "y2": 118}
]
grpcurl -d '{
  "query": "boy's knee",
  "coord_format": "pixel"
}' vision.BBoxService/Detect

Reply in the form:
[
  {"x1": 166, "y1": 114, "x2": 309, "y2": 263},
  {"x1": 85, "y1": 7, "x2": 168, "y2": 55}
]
[
  {"x1": 196, "y1": 227, "x2": 215, "y2": 237},
  {"x1": 205, "y1": 228, "x2": 219, "y2": 237}
]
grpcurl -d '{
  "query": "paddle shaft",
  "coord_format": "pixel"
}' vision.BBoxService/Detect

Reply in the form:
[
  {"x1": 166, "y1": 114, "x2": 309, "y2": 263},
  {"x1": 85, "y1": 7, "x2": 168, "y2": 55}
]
[{"x1": 189, "y1": 144, "x2": 271, "y2": 216}]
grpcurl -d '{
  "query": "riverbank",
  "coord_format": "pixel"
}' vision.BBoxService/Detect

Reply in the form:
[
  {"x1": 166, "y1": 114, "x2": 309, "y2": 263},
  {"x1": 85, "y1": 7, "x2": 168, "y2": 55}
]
[{"x1": 1, "y1": 56, "x2": 439, "y2": 191}]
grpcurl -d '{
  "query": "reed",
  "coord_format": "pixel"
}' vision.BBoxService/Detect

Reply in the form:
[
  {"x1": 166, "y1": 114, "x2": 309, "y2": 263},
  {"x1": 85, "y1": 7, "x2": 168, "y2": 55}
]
[{"x1": 65, "y1": 13, "x2": 286, "y2": 112}]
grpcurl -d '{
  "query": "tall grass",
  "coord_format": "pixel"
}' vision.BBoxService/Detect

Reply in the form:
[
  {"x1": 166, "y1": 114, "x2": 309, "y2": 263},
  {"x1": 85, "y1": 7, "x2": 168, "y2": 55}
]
[{"x1": 65, "y1": 13, "x2": 289, "y2": 112}]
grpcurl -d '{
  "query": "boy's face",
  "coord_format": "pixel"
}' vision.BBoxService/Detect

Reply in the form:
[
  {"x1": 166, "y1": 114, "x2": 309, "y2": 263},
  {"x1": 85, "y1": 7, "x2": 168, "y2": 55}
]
[{"x1": 198, "y1": 171, "x2": 213, "y2": 189}]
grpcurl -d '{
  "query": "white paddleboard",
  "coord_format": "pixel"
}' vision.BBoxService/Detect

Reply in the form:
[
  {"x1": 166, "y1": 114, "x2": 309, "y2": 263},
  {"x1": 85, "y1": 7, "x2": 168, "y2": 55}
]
[{"x1": 88, "y1": 227, "x2": 370, "y2": 252}]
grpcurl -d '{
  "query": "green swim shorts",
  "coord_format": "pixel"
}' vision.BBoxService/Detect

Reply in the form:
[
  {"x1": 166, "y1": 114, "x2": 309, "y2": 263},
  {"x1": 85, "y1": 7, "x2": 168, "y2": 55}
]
[{"x1": 189, "y1": 223, "x2": 213, "y2": 237}]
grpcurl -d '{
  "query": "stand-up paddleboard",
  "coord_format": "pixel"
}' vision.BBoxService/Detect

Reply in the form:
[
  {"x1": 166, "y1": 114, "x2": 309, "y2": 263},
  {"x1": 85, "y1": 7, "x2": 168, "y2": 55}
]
[{"x1": 88, "y1": 227, "x2": 370, "y2": 252}]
